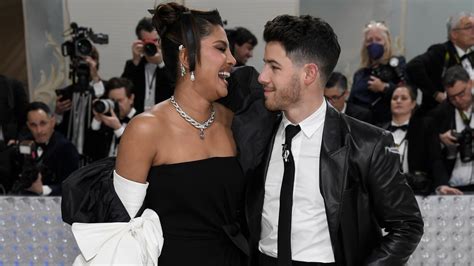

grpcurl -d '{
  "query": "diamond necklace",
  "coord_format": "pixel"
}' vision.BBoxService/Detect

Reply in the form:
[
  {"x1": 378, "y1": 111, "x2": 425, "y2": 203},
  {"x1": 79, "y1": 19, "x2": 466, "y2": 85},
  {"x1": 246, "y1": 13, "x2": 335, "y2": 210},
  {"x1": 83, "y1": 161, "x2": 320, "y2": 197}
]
[{"x1": 170, "y1": 96, "x2": 216, "y2": 139}]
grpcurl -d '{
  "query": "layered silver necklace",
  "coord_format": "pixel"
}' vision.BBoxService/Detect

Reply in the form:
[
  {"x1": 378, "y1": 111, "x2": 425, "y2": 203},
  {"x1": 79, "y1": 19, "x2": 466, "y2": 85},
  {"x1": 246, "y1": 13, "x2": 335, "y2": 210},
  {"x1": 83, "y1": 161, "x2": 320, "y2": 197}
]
[{"x1": 170, "y1": 96, "x2": 216, "y2": 139}]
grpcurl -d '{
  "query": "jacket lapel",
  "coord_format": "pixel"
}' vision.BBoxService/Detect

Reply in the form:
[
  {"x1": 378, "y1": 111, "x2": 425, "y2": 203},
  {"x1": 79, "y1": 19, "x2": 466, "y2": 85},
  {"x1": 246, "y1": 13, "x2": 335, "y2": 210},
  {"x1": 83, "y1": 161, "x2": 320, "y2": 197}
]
[{"x1": 320, "y1": 105, "x2": 349, "y2": 256}]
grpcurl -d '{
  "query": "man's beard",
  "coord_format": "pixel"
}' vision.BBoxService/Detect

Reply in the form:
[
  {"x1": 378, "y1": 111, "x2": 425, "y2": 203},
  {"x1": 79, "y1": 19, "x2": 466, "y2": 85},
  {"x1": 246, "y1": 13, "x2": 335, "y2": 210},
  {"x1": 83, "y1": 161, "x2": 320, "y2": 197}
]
[{"x1": 264, "y1": 74, "x2": 301, "y2": 111}]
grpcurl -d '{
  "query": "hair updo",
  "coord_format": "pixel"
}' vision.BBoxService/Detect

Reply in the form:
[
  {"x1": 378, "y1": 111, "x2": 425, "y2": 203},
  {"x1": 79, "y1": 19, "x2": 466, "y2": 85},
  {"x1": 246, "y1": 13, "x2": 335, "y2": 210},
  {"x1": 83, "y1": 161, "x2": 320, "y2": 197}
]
[{"x1": 152, "y1": 2, "x2": 224, "y2": 80}]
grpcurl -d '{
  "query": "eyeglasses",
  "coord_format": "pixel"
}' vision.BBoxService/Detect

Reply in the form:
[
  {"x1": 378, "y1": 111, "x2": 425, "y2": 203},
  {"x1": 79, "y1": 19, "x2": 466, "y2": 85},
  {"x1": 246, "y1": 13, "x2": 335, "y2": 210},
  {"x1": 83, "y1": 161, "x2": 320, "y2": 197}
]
[
  {"x1": 325, "y1": 92, "x2": 345, "y2": 102},
  {"x1": 453, "y1": 25, "x2": 474, "y2": 32},
  {"x1": 447, "y1": 87, "x2": 468, "y2": 101}
]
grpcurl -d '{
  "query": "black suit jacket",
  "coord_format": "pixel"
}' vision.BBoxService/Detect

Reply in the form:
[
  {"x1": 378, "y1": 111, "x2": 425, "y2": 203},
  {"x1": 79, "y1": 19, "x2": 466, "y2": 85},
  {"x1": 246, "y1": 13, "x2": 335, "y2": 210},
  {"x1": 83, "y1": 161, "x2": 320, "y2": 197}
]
[
  {"x1": 425, "y1": 101, "x2": 463, "y2": 186},
  {"x1": 245, "y1": 104, "x2": 423, "y2": 266},
  {"x1": 121, "y1": 57, "x2": 174, "y2": 114},
  {"x1": 40, "y1": 131, "x2": 80, "y2": 195},
  {"x1": 406, "y1": 41, "x2": 460, "y2": 113},
  {"x1": 380, "y1": 111, "x2": 447, "y2": 192},
  {"x1": 345, "y1": 102, "x2": 373, "y2": 124}
]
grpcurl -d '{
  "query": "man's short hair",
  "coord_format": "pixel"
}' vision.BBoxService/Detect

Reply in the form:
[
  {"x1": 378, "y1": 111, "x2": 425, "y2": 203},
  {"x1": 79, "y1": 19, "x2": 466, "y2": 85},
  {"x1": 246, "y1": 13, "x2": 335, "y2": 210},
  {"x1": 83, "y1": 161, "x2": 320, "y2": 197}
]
[
  {"x1": 263, "y1": 15, "x2": 341, "y2": 84},
  {"x1": 105, "y1": 77, "x2": 134, "y2": 98},
  {"x1": 325, "y1": 72, "x2": 347, "y2": 93},
  {"x1": 446, "y1": 12, "x2": 473, "y2": 39},
  {"x1": 27, "y1": 102, "x2": 53, "y2": 118},
  {"x1": 443, "y1": 65, "x2": 470, "y2": 88},
  {"x1": 135, "y1": 17, "x2": 155, "y2": 39},
  {"x1": 234, "y1": 27, "x2": 258, "y2": 46}
]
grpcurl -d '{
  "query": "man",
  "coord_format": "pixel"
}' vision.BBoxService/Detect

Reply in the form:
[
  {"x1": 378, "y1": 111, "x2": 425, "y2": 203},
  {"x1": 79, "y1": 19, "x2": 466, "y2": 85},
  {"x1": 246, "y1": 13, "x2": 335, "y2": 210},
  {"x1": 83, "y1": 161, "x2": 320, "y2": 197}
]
[
  {"x1": 121, "y1": 17, "x2": 174, "y2": 113},
  {"x1": 227, "y1": 27, "x2": 258, "y2": 66},
  {"x1": 246, "y1": 15, "x2": 423, "y2": 266},
  {"x1": 85, "y1": 77, "x2": 137, "y2": 162},
  {"x1": 324, "y1": 72, "x2": 372, "y2": 123},
  {"x1": 406, "y1": 12, "x2": 474, "y2": 114},
  {"x1": 55, "y1": 46, "x2": 105, "y2": 156},
  {"x1": 427, "y1": 65, "x2": 474, "y2": 195},
  {"x1": 24, "y1": 102, "x2": 79, "y2": 196}
]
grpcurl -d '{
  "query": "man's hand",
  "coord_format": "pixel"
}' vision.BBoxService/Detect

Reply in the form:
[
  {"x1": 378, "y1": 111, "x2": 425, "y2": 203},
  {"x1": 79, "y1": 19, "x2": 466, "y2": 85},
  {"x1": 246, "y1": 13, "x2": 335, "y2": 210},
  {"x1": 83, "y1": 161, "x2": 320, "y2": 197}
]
[
  {"x1": 132, "y1": 40, "x2": 144, "y2": 66},
  {"x1": 435, "y1": 92, "x2": 447, "y2": 103},
  {"x1": 145, "y1": 47, "x2": 163, "y2": 65},
  {"x1": 439, "y1": 130, "x2": 458, "y2": 146},
  {"x1": 437, "y1": 185, "x2": 463, "y2": 195},
  {"x1": 55, "y1": 96, "x2": 72, "y2": 115},
  {"x1": 367, "y1": 76, "x2": 386, "y2": 93},
  {"x1": 84, "y1": 56, "x2": 100, "y2": 83},
  {"x1": 26, "y1": 173, "x2": 44, "y2": 195},
  {"x1": 99, "y1": 108, "x2": 121, "y2": 130}
]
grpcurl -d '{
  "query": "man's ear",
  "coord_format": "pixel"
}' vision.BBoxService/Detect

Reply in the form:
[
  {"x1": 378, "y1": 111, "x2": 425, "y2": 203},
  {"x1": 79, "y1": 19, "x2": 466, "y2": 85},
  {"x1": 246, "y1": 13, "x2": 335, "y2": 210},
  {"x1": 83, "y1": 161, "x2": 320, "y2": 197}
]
[{"x1": 302, "y1": 63, "x2": 318, "y2": 86}]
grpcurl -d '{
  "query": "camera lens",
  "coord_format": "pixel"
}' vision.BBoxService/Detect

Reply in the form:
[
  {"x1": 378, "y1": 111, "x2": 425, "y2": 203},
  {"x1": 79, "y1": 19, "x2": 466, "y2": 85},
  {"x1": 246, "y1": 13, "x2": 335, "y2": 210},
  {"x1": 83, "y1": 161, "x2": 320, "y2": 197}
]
[
  {"x1": 93, "y1": 99, "x2": 114, "y2": 114},
  {"x1": 76, "y1": 38, "x2": 93, "y2": 56},
  {"x1": 144, "y1": 43, "x2": 157, "y2": 57}
]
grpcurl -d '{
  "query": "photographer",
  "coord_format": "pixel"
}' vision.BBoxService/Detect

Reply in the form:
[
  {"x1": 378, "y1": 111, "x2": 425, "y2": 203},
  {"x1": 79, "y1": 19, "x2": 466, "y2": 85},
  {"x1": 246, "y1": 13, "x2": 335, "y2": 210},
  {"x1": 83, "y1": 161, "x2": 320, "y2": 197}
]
[
  {"x1": 427, "y1": 65, "x2": 474, "y2": 195},
  {"x1": 0, "y1": 75, "x2": 28, "y2": 193},
  {"x1": 55, "y1": 46, "x2": 105, "y2": 156},
  {"x1": 17, "y1": 102, "x2": 79, "y2": 196},
  {"x1": 348, "y1": 21, "x2": 406, "y2": 125},
  {"x1": 121, "y1": 17, "x2": 174, "y2": 113},
  {"x1": 84, "y1": 77, "x2": 136, "y2": 162}
]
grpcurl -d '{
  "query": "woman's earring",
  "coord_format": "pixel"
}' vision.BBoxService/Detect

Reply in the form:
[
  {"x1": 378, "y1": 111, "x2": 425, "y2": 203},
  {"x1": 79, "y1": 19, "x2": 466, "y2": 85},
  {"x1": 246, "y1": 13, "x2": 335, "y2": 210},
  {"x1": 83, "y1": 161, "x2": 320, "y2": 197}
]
[
  {"x1": 180, "y1": 64, "x2": 186, "y2": 77},
  {"x1": 190, "y1": 71, "x2": 195, "y2": 81}
]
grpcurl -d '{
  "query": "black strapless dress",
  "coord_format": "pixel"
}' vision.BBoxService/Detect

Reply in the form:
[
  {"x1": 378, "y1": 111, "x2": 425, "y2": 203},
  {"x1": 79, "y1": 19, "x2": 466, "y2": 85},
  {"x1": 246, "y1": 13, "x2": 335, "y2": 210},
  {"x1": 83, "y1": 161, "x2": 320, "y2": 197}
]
[{"x1": 144, "y1": 157, "x2": 247, "y2": 266}]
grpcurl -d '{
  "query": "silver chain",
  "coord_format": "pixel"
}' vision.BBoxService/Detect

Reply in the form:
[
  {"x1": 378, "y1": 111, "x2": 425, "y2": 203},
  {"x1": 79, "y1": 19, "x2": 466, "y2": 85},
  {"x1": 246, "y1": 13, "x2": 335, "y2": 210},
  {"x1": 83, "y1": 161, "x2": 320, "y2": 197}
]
[{"x1": 170, "y1": 96, "x2": 216, "y2": 139}]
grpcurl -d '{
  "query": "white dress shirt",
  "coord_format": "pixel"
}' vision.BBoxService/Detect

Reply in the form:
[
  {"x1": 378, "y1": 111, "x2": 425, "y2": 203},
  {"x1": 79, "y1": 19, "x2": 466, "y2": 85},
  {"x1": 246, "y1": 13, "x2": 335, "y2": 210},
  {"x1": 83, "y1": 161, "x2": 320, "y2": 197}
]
[
  {"x1": 450, "y1": 106, "x2": 474, "y2": 186},
  {"x1": 390, "y1": 120, "x2": 409, "y2": 173},
  {"x1": 259, "y1": 101, "x2": 335, "y2": 262}
]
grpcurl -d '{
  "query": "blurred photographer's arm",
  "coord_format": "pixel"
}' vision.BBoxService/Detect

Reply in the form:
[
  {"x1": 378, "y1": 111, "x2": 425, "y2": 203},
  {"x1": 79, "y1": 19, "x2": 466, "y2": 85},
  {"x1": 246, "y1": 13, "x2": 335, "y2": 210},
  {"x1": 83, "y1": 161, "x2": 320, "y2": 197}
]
[
  {"x1": 439, "y1": 129, "x2": 457, "y2": 146},
  {"x1": 84, "y1": 55, "x2": 105, "y2": 98}
]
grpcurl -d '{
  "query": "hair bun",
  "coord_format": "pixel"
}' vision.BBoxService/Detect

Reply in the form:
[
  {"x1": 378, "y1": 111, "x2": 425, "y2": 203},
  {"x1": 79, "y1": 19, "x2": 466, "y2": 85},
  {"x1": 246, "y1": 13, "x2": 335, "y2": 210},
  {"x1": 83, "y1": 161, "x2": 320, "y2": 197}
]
[{"x1": 152, "y1": 2, "x2": 189, "y2": 35}]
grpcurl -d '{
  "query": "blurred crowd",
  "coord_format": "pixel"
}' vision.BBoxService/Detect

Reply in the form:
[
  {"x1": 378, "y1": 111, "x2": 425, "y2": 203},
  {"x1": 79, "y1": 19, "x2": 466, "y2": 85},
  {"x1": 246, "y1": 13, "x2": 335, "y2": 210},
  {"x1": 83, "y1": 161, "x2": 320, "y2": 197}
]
[{"x1": 1, "y1": 11, "x2": 474, "y2": 198}]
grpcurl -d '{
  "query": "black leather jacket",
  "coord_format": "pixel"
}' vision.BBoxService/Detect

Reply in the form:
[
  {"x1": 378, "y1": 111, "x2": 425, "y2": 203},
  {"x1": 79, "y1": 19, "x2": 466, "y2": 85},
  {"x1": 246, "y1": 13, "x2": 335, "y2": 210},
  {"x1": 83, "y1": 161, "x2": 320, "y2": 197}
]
[{"x1": 244, "y1": 105, "x2": 423, "y2": 266}]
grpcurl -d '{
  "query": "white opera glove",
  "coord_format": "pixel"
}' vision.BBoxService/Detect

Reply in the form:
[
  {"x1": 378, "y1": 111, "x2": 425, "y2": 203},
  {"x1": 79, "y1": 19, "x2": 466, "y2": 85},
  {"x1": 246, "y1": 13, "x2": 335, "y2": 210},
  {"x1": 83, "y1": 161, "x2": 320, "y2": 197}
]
[
  {"x1": 72, "y1": 209, "x2": 164, "y2": 265},
  {"x1": 113, "y1": 170, "x2": 148, "y2": 219}
]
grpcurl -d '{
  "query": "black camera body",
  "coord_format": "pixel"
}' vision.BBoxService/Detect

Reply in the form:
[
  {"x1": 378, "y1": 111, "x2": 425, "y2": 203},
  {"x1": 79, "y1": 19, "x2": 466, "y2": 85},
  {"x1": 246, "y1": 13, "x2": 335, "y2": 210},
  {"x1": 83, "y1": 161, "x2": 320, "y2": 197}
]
[
  {"x1": 452, "y1": 127, "x2": 474, "y2": 162},
  {"x1": 92, "y1": 99, "x2": 119, "y2": 115},
  {"x1": 371, "y1": 56, "x2": 405, "y2": 84}
]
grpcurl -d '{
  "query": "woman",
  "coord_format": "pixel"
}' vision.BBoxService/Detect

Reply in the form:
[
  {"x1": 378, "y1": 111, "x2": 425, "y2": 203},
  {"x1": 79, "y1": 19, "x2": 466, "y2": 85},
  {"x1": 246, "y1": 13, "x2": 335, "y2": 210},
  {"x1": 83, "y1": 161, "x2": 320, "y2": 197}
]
[
  {"x1": 114, "y1": 3, "x2": 248, "y2": 265},
  {"x1": 381, "y1": 85, "x2": 445, "y2": 195},
  {"x1": 348, "y1": 21, "x2": 406, "y2": 125}
]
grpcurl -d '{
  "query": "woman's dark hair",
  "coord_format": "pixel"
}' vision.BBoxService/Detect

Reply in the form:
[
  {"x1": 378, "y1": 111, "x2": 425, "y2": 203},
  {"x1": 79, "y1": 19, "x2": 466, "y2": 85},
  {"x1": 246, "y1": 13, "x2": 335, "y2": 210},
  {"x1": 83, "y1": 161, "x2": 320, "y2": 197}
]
[
  {"x1": 152, "y1": 2, "x2": 224, "y2": 80},
  {"x1": 394, "y1": 84, "x2": 417, "y2": 101}
]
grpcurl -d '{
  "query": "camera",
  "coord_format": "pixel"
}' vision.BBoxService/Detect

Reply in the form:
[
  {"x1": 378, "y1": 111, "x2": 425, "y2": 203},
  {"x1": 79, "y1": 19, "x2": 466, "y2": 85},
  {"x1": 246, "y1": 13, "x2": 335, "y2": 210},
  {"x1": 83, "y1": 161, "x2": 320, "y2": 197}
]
[
  {"x1": 452, "y1": 127, "x2": 474, "y2": 162},
  {"x1": 61, "y1": 22, "x2": 108, "y2": 90},
  {"x1": 62, "y1": 23, "x2": 108, "y2": 58},
  {"x1": 93, "y1": 99, "x2": 119, "y2": 115},
  {"x1": 371, "y1": 56, "x2": 405, "y2": 84},
  {"x1": 143, "y1": 41, "x2": 158, "y2": 57}
]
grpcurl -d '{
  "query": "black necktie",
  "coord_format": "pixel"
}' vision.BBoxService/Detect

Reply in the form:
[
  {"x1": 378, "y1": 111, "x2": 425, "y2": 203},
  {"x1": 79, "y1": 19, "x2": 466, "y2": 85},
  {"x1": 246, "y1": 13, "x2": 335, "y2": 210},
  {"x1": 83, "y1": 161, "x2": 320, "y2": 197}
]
[
  {"x1": 278, "y1": 124, "x2": 301, "y2": 266},
  {"x1": 388, "y1": 124, "x2": 408, "y2": 132}
]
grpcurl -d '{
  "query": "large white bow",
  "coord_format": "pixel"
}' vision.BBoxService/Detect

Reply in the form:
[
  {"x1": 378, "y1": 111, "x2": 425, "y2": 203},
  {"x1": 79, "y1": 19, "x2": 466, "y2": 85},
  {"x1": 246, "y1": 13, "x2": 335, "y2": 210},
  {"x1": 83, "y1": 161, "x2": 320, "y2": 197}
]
[{"x1": 71, "y1": 209, "x2": 164, "y2": 265}]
